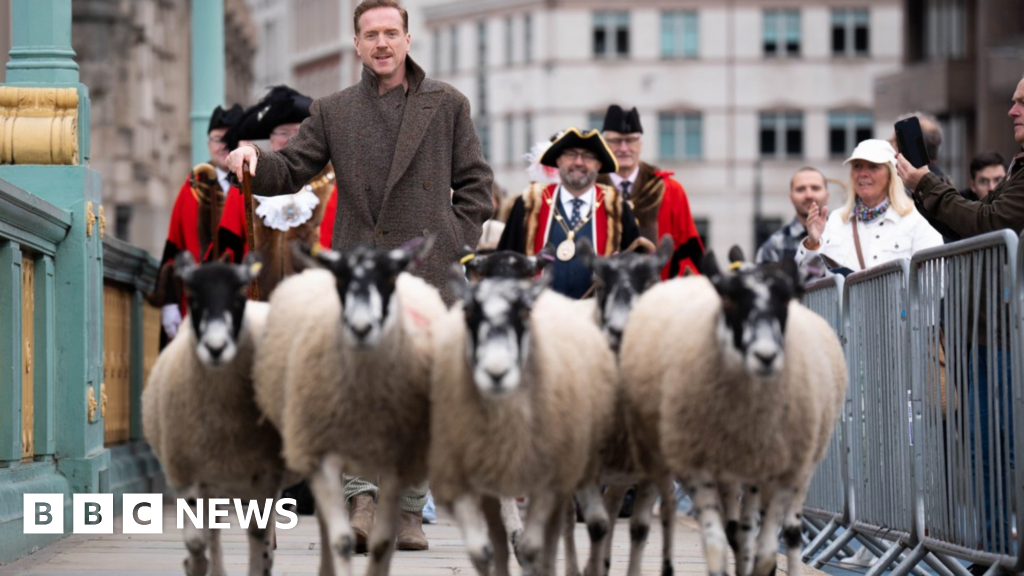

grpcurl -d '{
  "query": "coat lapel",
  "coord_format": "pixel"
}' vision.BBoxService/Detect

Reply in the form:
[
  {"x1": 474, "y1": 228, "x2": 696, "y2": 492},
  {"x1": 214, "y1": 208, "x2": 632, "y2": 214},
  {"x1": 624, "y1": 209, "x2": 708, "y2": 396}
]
[{"x1": 381, "y1": 90, "x2": 441, "y2": 205}]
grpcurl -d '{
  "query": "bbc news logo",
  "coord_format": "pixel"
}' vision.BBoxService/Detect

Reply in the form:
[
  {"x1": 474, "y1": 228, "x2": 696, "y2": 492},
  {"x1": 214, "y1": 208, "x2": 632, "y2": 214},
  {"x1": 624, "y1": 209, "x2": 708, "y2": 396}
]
[{"x1": 24, "y1": 494, "x2": 298, "y2": 535}]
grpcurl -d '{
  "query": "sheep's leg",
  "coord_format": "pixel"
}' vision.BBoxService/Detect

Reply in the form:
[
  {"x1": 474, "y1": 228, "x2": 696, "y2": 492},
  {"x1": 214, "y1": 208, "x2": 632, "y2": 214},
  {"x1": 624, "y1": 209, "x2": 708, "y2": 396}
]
[
  {"x1": 366, "y1": 474, "x2": 402, "y2": 576},
  {"x1": 690, "y1": 475, "x2": 729, "y2": 576},
  {"x1": 625, "y1": 482, "x2": 659, "y2": 576},
  {"x1": 560, "y1": 498, "x2": 580, "y2": 576},
  {"x1": 499, "y1": 496, "x2": 524, "y2": 565},
  {"x1": 316, "y1": 508, "x2": 336, "y2": 576},
  {"x1": 181, "y1": 497, "x2": 209, "y2": 576},
  {"x1": 482, "y1": 496, "x2": 512, "y2": 576},
  {"x1": 577, "y1": 483, "x2": 611, "y2": 576},
  {"x1": 737, "y1": 485, "x2": 762, "y2": 576},
  {"x1": 308, "y1": 454, "x2": 355, "y2": 576},
  {"x1": 720, "y1": 482, "x2": 742, "y2": 559},
  {"x1": 208, "y1": 525, "x2": 226, "y2": 576},
  {"x1": 753, "y1": 484, "x2": 786, "y2": 576},
  {"x1": 656, "y1": 477, "x2": 678, "y2": 576},
  {"x1": 520, "y1": 491, "x2": 558, "y2": 576},
  {"x1": 781, "y1": 482, "x2": 809, "y2": 576},
  {"x1": 601, "y1": 485, "x2": 630, "y2": 576},
  {"x1": 453, "y1": 494, "x2": 494, "y2": 576},
  {"x1": 247, "y1": 520, "x2": 276, "y2": 576}
]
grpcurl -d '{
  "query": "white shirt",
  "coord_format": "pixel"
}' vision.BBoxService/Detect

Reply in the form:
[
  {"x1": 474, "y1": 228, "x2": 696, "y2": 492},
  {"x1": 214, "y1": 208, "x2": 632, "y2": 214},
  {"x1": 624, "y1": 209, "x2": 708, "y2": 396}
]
[
  {"x1": 796, "y1": 204, "x2": 943, "y2": 271},
  {"x1": 215, "y1": 167, "x2": 231, "y2": 194},
  {"x1": 609, "y1": 166, "x2": 640, "y2": 196},
  {"x1": 543, "y1": 186, "x2": 598, "y2": 246}
]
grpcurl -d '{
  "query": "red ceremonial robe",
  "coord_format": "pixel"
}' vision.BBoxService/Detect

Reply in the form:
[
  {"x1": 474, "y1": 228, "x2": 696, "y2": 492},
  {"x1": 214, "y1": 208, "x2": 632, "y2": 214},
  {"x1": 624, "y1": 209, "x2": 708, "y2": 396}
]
[{"x1": 319, "y1": 185, "x2": 338, "y2": 249}]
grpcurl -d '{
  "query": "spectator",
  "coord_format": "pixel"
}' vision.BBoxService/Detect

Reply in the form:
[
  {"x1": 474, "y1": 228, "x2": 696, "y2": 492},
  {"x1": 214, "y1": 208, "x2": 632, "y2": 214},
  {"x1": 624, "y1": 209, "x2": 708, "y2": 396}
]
[
  {"x1": 796, "y1": 139, "x2": 942, "y2": 272},
  {"x1": 962, "y1": 152, "x2": 1006, "y2": 201},
  {"x1": 755, "y1": 167, "x2": 830, "y2": 264}
]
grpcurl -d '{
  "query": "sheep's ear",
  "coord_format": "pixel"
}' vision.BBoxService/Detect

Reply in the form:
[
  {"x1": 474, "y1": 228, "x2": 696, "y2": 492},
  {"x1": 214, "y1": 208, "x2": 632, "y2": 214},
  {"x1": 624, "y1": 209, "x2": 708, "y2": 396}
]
[
  {"x1": 779, "y1": 256, "x2": 804, "y2": 299},
  {"x1": 238, "y1": 252, "x2": 263, "y2": 283},
  {"x1": 392, "y1": 234, "x2": 436, "y2": 272},
  {"x1": 727, "y1": 245, "x2": 746, "y2": 266},
  {"x1": 460, "y1": 247, "x2": 483, "y2": 279},
  {"x1": 449, "y1": 262, "x2": 471, "y2": 303},
  {"x1": 529, "y1": 244, "x2": 556, "y2": 276},
  {"x1": 174, "y1": 251, "x2": 197, "y2": 281},
  {"x1": 702, "y1": 250, "x2": 722, "y2": 280},
  {"x1": 290, "y1": 241, "x2": 326, "y2": 271},
  {"x1": 575, "y1": 237, "x2": 597, "y2": 272},
  {"x1": 652, "y1": 235, "x2": 674, "y2": 271},
  {"x1": 216, "y1": 251, "x2": 233, "y2": 264}
]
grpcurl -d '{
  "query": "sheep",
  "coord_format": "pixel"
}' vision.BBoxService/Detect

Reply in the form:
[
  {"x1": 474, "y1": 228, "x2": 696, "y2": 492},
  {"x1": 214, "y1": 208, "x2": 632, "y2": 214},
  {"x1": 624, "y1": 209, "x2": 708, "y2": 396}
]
[
  {"x1": 429, "y1": 273, "x2": 619, "y2": 576},
  {"x1": 252, "y1": 239, "x2": 446, "y2": 576},
  {"x1": 142, "y1": 252, "x2": 285, "y2": 576},
  {"x1": 620, "y1": 251, "x2": 846, "y2": 576},
  {"x1": 574, "y1": 236, "x2": 680, "y2": 576}
]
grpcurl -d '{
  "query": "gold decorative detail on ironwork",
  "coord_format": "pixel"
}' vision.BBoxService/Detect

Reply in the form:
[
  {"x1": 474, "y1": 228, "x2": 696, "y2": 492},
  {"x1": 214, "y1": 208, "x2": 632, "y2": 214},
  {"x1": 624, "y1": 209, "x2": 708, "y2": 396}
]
[
  {"x1": 100, "y1": 382, "x2": 108, "y2": 419},
  {"x1": 0, "y1": 87, "x2": 79, "y2": 165},
  {"x1": 85, "y1": 202, "x2": 95, "y2": 238},
  {"x1": 98, "y1": 205, "x2": 106, "y2": 239},
  {"x1": 22, "y1": 257, "x2": 34, "y2": 460},
  {"x1": 87, "y1": 385, "x2": 97, "y2": 423}
]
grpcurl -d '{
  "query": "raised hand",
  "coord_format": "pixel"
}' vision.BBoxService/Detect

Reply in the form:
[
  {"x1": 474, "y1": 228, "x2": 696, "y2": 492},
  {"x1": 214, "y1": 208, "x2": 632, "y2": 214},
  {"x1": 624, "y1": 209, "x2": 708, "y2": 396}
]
[{"x1": 806, "y1": 203, "x2": 828, "y2": 247}]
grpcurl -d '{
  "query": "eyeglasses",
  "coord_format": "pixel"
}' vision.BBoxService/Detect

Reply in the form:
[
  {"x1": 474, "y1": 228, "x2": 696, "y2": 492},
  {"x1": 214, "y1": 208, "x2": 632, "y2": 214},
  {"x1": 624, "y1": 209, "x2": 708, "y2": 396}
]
[
  {"x1": 208, "y1": 136, "x2": 226, "y2": 145},
  {"x1": 605, "y1": 136, "x2": 642, "y2": 147},
  {"x1": 270, "y1": 128, "x2": 300, "y2": 139},
  {"x1": 562, "y1": 150, "x2": 598, "y2": 162}
]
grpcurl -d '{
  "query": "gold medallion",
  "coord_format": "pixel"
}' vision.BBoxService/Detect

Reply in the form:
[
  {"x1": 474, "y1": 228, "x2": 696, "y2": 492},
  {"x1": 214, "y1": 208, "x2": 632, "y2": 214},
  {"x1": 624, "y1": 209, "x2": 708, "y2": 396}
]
[{"x1": 557, "y1": 239, "x2": 576, "y2": 262}]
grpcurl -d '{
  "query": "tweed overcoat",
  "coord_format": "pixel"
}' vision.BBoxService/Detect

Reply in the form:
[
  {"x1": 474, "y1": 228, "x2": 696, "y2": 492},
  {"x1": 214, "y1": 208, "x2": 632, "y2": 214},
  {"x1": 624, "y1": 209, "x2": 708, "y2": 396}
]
[{"x1": 248, "y1": 57, "x2": 493, "y2": 305}]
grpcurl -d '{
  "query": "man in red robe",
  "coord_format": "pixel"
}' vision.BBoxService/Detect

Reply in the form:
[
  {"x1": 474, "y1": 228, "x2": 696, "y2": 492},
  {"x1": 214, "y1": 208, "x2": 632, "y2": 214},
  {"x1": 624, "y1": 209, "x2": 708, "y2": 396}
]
[
  {"x1": 158, "y1": 104, "x2": 244, "y2": 340},
  {"x1": 597, "y1": 105, "x2": 704, "y2": 277}
]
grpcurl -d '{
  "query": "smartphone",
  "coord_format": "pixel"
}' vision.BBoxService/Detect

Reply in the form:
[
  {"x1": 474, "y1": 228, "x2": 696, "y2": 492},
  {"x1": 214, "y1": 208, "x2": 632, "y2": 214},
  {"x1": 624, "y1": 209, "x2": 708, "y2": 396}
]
[{"x1": 894, "y1": 117, "x2": 931, "y2": 168}]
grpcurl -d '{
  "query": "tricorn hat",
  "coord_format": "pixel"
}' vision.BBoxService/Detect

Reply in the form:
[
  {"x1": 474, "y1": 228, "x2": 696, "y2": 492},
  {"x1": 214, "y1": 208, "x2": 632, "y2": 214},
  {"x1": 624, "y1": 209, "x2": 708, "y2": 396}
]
[
  {"x1": 225, "y1": 85, "x2": 313, "y2": 150},
  {"x1": 207, "y1": 104, "x2": 244, "y2": 135},
  {"x1": 539, "y1": 128, "x2": 619, "y2": 174},
  {"x1": 602, "y1": 105, "x2": 643, "y2": 134}
]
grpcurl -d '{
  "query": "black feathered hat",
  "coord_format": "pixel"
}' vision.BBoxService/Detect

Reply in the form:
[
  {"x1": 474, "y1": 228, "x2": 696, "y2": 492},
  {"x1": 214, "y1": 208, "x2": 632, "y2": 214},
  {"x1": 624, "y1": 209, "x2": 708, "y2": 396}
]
[
  {"x1": 207, "y1": 104, "x2": 245, "y2": 134},
  {"x1": 602, "y1": 105, "x2": 643, "y2": 134},
  {"x1": 539, "y1": 128, "x2": 618, "y2": 174},
  {"x1": 224, "y1": 86, "x2": 313, "y2": 150}
]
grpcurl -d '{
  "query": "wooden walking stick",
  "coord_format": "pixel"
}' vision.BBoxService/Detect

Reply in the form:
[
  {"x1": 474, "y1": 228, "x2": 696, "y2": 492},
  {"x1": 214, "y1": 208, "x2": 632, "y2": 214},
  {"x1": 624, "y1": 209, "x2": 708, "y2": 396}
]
[{"x1": 241, "y1": 161, "x2": 261, "y2": 301}]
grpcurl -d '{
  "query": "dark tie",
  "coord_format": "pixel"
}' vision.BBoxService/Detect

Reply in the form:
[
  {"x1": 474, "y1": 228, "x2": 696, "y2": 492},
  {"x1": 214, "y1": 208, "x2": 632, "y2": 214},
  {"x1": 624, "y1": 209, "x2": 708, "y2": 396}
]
[
  {"x1": 621, "y1": 180, "x2": 632, "y2": 199},
  {"x1": 569, "y1": 198, "x2": 584, "y2": 228}
]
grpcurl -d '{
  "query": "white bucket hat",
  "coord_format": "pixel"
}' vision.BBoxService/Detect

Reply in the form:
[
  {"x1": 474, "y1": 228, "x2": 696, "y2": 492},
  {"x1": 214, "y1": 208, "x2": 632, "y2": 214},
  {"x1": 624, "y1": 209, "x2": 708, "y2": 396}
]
[{"x1": 843, "y1": 139, "x2": 897, "y2": 169}]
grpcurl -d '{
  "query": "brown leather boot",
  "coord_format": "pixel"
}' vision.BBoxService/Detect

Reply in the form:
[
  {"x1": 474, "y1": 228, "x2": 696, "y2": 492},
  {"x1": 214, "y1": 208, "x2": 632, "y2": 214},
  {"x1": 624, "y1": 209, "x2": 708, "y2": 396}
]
[
  {"x1": 395, "y1": 509, "x2": 429, "y2": 551},
  {"x1": 349, "y1": 494, "x2": 375, "y2": 554}
]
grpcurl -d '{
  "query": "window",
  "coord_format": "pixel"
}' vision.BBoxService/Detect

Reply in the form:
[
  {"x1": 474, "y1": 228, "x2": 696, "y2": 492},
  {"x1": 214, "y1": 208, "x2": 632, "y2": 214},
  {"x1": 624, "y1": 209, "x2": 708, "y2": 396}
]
[
  {"x1": 477, "y1": 21, "x2": 488, "y2": 116},
  {"x1": 432, "y1": 28, "x2": 442, "y2": 74},
  {"x1": 505, "y1": 17, "x2": 514, "y2": 66},
  {"x1": 450, "y1": 25, "x2": 458, "y2": 73},
  {"x1": 832, "y1": 9, "x2": 869, "y2": 56},
  {"x1": 593, "y1": 12, "x2": 630, "y2": 58},
  {"x1": 763, "y1": 9, "x2": 800, "y2": 57},
  {"x1": 524, "y1": 14, "x2": 533, "y2": 63},
  {"x1": 477, "y1": 119, "x2": 491, "y2": 162},
  {"x1": 506, "y1": 116, "x2": 516, "y2": 166},
  {"x1": 754, "y1": 217, "x2": 784, "y2": 252},
  {"x1": 760, "y1": 112, "x2": 803, "y2": 158},
  {"x1": 588, "y1": 112, "x2": 605, "y2": 132},
  {"x1": 524, "y1": 112, "x2": 533, "y2": 152},
  {"x1": 661, "y1": 11, "x2": 698, "y2": 58},
  {"x1": 694, "y1": 217, "x2": 710, "y2": 251},
  {"x1": 659, "y1": 113, "x2": 703, "y2": 160},
  {"x1": 829, "y1": 111, "x2": 873, "y2": 157}
]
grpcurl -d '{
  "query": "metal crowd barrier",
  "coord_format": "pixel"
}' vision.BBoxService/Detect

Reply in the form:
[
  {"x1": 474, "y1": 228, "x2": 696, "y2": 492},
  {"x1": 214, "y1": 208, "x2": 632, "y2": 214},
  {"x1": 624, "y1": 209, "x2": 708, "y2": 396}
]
[
  {"x1": 797, "y1": 230, "x2": 1022, "y2": 576},
  {"x1": 800, "y1": 275, "x2": 852, "y2": 558}
]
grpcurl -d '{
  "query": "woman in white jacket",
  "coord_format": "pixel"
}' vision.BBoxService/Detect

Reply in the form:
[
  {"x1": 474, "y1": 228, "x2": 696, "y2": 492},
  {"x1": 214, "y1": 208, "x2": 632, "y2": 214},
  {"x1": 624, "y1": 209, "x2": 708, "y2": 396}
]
[{"x1": 797, "y1": 139, "x2": 942, "y2": 271}]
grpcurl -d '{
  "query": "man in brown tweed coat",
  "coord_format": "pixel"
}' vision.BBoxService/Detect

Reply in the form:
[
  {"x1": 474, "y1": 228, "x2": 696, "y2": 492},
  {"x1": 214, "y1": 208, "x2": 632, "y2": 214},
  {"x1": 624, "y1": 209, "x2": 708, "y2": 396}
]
[{"x1": 226, "y1": 0, "x2": 492, "y2": 554}]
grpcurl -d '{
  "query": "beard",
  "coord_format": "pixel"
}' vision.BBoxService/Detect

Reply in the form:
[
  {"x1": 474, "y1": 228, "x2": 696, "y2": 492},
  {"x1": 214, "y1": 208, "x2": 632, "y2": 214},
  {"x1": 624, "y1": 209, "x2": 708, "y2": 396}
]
[{"x1": 561, "y1": 167, "x2": 598, "y2": 190}]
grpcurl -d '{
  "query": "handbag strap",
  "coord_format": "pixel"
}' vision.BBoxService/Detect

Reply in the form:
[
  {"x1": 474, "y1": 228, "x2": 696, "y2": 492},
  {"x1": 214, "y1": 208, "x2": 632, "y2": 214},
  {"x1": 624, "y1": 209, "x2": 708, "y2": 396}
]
[{"x1": 851, "y1": 216, "x2": 866, "y2": 270}]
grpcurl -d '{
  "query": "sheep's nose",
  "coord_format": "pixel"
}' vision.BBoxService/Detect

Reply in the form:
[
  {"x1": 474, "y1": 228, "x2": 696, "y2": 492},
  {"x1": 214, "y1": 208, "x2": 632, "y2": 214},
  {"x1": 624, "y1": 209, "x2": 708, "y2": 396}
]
[
  {"x1": 206, "y1": 342, "x2": 226, "y2": 360},
  {"x1": 351, "y1": 324, "x2": 372, "y2": 340},
  {"x1": 486, "y1": 369, "x2": 507, "y2": 387},
  {"x1": 754, "y1": 350, "x2": 776, "y2": 367}
]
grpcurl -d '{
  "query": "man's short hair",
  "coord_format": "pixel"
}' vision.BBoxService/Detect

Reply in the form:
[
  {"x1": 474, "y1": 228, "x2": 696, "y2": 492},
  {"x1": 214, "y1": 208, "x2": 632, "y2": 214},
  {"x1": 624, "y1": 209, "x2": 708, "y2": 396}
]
[
  {"x1": 897, "y1": 111, "x2": 943, "y2": 159},
  {"x1": 354, "y1": 0, "x2": 408, "y2": 34},
  {"x1": 969, "y1": 151, "x2": 1006, "y2": 180},
  {"x1": 790, "y1": 166, "x2": 827, "y2": 190}
]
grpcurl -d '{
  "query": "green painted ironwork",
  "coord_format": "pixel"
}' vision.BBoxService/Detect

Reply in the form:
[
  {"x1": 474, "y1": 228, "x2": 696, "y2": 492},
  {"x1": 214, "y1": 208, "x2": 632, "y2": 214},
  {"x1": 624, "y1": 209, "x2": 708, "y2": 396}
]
[{"x1": 191, "y1": 0, "x2": 226, "y2": 167}]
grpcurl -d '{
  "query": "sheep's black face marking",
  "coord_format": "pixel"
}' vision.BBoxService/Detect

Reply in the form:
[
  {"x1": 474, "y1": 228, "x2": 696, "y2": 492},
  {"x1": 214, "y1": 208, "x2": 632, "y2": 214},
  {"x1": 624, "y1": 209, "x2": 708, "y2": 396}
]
[
  {"x1": 175, "y1": 252, "x2": 260, "y2": 367},
  {"x1": 464, "y1": 249, "x2": 552, "y2": 282},
  {"x1": 307, "y1": 240, "x2": 432, "y2": 348},
  {"x1": 581, "y1": 237, "x2": 671, "y2": 352},
  {"x1": 706, "y1": 254, "x2": 800, "y2": 380},
  {"x1": 463, "y1": 278, "x2": 544, "y2": 396}
]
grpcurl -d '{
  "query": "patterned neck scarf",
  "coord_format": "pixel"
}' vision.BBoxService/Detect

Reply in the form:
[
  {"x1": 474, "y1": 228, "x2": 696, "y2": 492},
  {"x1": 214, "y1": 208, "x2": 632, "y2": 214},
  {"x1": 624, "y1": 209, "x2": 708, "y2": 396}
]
[{"x1": 854, "y1": 197, "x2": 890, "y2": 224}]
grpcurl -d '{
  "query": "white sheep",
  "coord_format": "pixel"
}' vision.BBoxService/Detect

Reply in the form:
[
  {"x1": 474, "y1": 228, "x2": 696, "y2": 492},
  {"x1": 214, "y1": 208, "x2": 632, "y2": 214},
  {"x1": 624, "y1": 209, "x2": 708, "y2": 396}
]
[
  {"x1": 429, "y1": 275, "x2": 619, "y2": 576},
  {"x1": 252, "y1": 240, "x2": 446, "y2": 576},
  {"x1": 620, "y1": 253, "x2": 846, "y2": 576},
  {"x1": 143, "y1": 252, "x2": 285, "y2": 576}
]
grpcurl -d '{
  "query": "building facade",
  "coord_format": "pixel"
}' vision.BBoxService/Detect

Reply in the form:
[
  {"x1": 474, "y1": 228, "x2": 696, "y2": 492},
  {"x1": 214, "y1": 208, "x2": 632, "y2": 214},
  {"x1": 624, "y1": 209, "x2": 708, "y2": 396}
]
[
  {"x1": 875, "y1": 0, "x2": 1024, "y2": 189},
  {"x1": 423, "y1": 0, "x2": 903, "y2": 254}
]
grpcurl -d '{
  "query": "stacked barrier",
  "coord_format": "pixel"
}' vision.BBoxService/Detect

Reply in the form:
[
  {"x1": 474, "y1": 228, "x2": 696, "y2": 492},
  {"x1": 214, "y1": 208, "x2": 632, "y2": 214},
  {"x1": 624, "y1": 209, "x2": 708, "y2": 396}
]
[{"x1": 800, "y1": 230, "x2": 1023, "y2": 576}]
